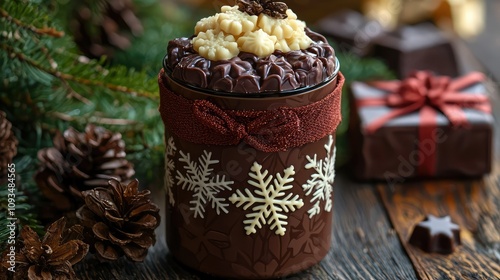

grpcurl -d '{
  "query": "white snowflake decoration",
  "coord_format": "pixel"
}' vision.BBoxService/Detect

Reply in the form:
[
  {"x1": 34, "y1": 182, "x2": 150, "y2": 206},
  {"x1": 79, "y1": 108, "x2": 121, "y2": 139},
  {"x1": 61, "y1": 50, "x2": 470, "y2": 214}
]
[
  {"x1": 229, "y1": 162, "x2": 304, "y2": 236},
  {"x1": 302, "y1": 135, "x2": 336, "y2": 218},
  {"x1": 176, "y1": 150, "x2": 234, "y2": 219},
  {"x1": 165, "y1": 137, "x2": 177, "y2": 206}
]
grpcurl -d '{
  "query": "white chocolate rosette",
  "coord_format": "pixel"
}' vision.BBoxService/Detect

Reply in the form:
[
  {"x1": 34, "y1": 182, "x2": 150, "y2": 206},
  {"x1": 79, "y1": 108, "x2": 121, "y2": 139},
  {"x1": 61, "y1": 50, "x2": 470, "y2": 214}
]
[
  {"x1": 192, "y1": 29, "x2": 240, "y2": 61},
  {"x1": 191, "y1": 0, "x2": 313, "y2": 61}
]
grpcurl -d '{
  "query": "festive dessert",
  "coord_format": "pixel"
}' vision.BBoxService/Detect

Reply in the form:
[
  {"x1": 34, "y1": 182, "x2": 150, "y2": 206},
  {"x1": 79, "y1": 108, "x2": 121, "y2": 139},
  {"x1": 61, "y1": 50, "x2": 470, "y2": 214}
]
[
  {"x1": 164, "y1": 2, "x2": 337, "y2": 93},
  {"x1": 409, "y1": 215, "x2": 461, "y2": 255},
  {"x1": 159, "y1": 1, "x2": 344, "y2": 278}
]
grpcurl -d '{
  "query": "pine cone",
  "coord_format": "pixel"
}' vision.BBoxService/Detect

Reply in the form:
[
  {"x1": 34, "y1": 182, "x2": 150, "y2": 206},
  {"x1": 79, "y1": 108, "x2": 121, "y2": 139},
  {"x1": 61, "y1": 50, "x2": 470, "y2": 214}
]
[
  {"x1": 1, "y1": 217, "x2": 89, "y2": 280},
  {"x1": 35, "y1": 124, "x2": 135, "y2": 211},
  {"x1": 76, "y1": 179, "x2": 160, "y2": 262},
  {"x1": 71, "y1": 0, "x2": 143, "y2": 58},
  {"x1": 0, "y1": 111, "x2": 18, "y2": 184}
]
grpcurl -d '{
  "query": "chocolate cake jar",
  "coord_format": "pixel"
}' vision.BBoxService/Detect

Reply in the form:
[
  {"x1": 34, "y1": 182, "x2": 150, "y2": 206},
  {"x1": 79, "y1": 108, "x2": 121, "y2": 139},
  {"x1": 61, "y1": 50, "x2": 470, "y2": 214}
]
[{"x1": 158, "y1": 1, "x2": 344, "y2": 278}]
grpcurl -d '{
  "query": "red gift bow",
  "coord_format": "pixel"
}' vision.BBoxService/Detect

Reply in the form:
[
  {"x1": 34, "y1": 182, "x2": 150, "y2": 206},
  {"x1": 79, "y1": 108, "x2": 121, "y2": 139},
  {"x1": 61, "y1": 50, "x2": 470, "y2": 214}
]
[
  {"x1": 356, "y1": 71, "x2": 491, "y2": 176},
  {"x1": 159, "y1": 69, "x2": 344, "y2": 153},
  {"x1": 192, "y1": 99, "x2": 301, "y2": 152}
]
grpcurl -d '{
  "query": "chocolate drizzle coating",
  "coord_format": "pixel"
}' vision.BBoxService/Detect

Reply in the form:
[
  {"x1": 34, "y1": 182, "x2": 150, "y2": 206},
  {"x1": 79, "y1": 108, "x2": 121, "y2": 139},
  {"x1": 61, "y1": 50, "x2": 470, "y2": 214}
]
[
  {"x1": 238, "y1": 0, "x2": 288, "y2": 19},
  {"x1": 166, "y1": 28, "x2": 336, "y2": 94}
]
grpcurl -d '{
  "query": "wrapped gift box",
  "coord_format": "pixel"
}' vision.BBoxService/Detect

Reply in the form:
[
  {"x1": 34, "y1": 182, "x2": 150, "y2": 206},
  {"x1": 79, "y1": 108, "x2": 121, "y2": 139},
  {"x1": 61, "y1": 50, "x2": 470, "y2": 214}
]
[
  {"x1": 349, "y1": 71, "x2": 493, "y2": 181},
  {"x1": 316, "y1": 10, "x2": 385, "y2": 57},
  {"x1": 372, "y1": 23, "x2": 459, "y2": 79}
]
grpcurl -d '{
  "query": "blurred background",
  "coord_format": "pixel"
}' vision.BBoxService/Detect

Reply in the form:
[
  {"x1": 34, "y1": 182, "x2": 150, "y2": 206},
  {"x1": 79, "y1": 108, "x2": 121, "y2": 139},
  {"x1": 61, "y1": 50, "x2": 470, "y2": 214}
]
[{"x1": 0, "y1": 0, "x2": 495, "y2": 244}]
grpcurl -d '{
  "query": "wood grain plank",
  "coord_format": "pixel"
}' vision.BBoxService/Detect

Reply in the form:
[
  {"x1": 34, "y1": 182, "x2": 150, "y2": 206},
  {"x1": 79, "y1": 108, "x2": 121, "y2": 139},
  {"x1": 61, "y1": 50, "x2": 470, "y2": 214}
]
[
  {"x1": 378, "y1": 177, "x2": 500, "y2": 280},
  {"x1": 323, "y1": 175, "x2": 417, "y2": 280}
]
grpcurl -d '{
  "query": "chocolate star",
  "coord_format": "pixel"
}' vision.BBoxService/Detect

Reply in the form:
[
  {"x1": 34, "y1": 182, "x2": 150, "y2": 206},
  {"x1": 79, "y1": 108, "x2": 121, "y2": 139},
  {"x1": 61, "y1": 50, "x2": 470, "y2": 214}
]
[{"x1": 409, "y1": 215, "x2": 461, "y2": 255}]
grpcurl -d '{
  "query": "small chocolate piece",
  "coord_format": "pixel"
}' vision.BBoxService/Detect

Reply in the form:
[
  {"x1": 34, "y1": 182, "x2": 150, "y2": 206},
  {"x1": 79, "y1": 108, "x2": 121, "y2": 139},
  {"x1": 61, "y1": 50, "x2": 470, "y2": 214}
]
[
  {"x1": 317, "y1": 10, "x2": 384, "y2": 57},
  {"x1": 237, "y1": 0, "x2": 288, "y2": 19},
  {"x1": 237, "y1": 0, "x2": 264, "y2": 16},
  {"x1": 372, "y1": 23, "x2": 459, "y2": 78},
  {"x1": 409, "y1": 215, "x2": 461, "y2": 254},
  {"x1": 262, "y1": 1, "x2": 288, "y2": 19}
]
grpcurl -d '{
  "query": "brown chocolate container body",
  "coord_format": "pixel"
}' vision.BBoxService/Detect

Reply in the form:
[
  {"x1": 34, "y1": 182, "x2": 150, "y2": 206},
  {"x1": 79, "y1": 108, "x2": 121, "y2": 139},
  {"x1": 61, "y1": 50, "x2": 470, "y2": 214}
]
[{"x1": 161, "y1": 74, "x2": 341, "y2": 279}]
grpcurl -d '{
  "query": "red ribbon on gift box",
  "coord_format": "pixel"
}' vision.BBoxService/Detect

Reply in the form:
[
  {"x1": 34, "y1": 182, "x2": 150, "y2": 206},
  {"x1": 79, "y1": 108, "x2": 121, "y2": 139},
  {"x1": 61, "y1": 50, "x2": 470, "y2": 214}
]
[{"x1": 356, "y1": 71, "x2": 491, "y2": 176}]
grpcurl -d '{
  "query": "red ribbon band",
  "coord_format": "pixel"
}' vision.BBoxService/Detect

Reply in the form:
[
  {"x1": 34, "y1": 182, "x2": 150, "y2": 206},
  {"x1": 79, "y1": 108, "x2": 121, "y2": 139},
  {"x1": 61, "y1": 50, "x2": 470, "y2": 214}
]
[
  {"x1": 357, "y1": 71, "x2": 491, "y2": 176},
  {"x1": 159, "y1": 69, "x2": 344, "y2": 153}
]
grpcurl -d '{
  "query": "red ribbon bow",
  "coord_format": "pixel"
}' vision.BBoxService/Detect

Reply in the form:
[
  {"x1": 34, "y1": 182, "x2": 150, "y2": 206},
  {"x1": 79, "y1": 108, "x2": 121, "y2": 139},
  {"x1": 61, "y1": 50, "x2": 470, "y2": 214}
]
[
  {"x1": 358, "y1": 71, "x2": 490, "y2": 133},
  {"x1": 357, "y1": 71, "x2": 491, "y2": 176},
  {"x1": 158, "y1": 69, "x2": 344, "y2": 153},
  {"x1": 192, "y1": 99, "x2": 301, "y2": 152}
]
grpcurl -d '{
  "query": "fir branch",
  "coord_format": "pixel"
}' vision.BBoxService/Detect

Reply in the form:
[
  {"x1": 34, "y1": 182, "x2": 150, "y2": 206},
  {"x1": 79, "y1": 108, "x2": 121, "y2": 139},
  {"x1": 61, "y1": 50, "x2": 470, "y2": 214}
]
[
  {"x1": 1, "y1": 0, "x2": 165, "y2": 190},
  {"x1": 0, "y1": 7, "x2": 65, "y2": 38},
  {"x1": 1, "y1": 43, "x2": 157, "y2": 99},
  {"x1": 50, "y1": 112, "x2": 137, "y2": 126},
  {"x1": 0, "y1": 184, "x2": 43, "y2": 248},
  {"x1": 60, "y1": 78, "x2": 92, "y2": 105}
]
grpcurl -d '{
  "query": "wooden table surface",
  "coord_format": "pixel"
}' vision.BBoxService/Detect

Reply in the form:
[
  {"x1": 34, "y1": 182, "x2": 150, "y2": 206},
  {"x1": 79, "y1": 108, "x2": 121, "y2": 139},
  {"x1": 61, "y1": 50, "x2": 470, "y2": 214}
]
[{"x1": 75, "y1": 1, "x2": 500, "y2": 279}]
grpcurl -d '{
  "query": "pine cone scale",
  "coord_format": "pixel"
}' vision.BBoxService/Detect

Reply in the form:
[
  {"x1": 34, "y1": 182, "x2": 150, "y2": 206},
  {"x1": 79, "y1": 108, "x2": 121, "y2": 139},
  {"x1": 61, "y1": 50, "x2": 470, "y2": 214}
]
[
  {"x1": 21, "y1": 226, "x2": 43, "y2": 253},
  {"x1": 48, "y1": 242, "x2": 81, "y2": 266},
  {"x1": 46, "y1": 174, "x2": 65, "y2": 193},
  {"x1": 42, "y1": 217, "x2": 66, "y2": 247},
  {"x1": 37, "y1": 149, "x2": 64, "y2": 172},
  {"x1": 67, "y1": 241, "x2": 89, "y2": 265},
  {"x1": 99, "y1": 158, "x2": 130, "y2": 170},
  {"x1": 130, "y1": 214, "x2": 159, "y2": 229},
  {"x1": 121, "y1": 244, "x2": 148, "y2": 262},
  {"x1": 67, "y1": 142, "x2": 85, "y2": 157},
  {"x1": 108, "y1": 231, "x2": 132, "y2": 246},
  {"x1": 94, "y1": 242, "x2": 120, "y2": 261},
  {"x1": 71, "y1": 165, "x2": 91, "y2": 179},
  {"x1": 27, "y1": 266, "x2": 40, "y2": 279},
  {"x1": 69, "y1": 185, "x2": 85, "y2": 199},
  {"x1": 132, "y1": 235, "x2": 153, "y2": 249},
  {"x1": 129, "y1": 203, "x2": 159, "y2": 217},
  {"x1": 109, "y1": 179, "x2": 124, "y2": 205},
  {"x1": 103, "y1": 211, "x2": 125, "y2": 225},
  {"x1": 114, "y1": 227, "x2": 143, "y2": 239},
  {"x1": 83, "y1": 189, "x2": 113, "y2": 216},
  {"x1": 92, "y1": 222, "x2": 111, "y2": 240}
]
